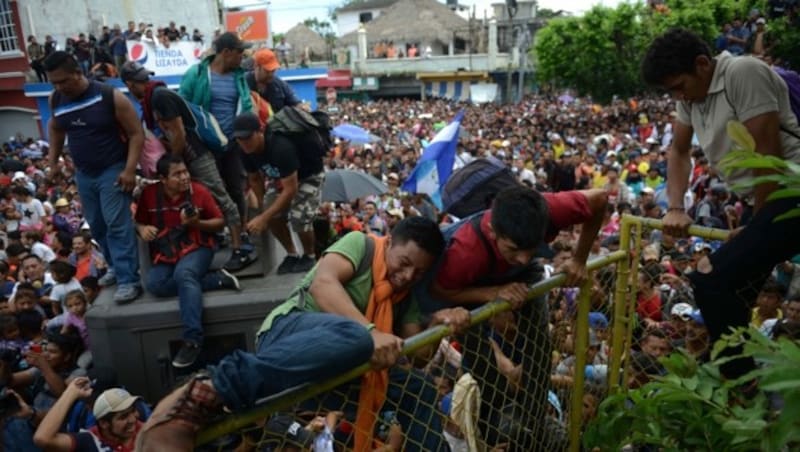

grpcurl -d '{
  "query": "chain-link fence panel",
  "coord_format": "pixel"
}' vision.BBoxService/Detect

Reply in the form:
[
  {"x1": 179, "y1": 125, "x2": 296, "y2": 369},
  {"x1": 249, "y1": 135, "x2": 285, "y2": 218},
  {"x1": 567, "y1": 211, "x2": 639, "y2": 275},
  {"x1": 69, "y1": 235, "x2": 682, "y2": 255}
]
[{"x1": 196, "y1": 254, "x2": 626, "y2": 452}]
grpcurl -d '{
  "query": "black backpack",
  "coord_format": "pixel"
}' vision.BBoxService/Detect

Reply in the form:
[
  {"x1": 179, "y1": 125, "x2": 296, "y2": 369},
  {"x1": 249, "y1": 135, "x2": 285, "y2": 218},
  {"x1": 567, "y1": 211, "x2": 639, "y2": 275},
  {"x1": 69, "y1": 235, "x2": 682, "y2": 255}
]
[
  {"x1": 441, "y1": 157, "x2": 522, "y2": 218},
  {"x1": 268, "y1": 106, "x2": 333, "y2": 158}
]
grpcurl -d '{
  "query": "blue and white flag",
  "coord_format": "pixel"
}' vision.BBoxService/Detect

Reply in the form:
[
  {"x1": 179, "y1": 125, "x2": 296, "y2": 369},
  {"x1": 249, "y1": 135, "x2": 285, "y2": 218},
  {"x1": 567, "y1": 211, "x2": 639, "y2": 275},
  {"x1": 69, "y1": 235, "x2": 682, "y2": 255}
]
[{"x1": 402, "y1": 110, "x2": 464, "y2": 208}]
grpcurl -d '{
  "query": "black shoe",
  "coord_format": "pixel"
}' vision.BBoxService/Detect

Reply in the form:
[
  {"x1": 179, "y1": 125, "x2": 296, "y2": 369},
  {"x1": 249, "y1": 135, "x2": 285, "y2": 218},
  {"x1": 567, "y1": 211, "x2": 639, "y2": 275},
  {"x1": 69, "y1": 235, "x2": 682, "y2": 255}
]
[
  {"x1": 291, "y1": 255, "x2": 315, "y2": 273},
  {"x1": 224, "y1": 249, "x2": 255, "y2": 272},
  {"x1": 277, "y1": 255, "x2": 299, "y2": 275},
  {"x1": 172, "y1": 342, "x2": 201, "y2": 368},
  {"x1": 219, "y1": 269, "x2": 241, "y2": 291}
]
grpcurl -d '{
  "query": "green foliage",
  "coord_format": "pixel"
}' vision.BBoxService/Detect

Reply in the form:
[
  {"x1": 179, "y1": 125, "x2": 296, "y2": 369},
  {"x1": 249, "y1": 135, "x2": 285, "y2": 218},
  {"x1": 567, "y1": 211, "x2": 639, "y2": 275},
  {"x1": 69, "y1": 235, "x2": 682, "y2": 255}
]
[
  {"x1": 533, "y1": 0, "x2": 799, "y2": 101},
  {"x1": 720, "y1": 120, "x2": 800, "y2": 220},
  {"x1": 584, "y1": 328, "x2": 800, "y2": 450}
]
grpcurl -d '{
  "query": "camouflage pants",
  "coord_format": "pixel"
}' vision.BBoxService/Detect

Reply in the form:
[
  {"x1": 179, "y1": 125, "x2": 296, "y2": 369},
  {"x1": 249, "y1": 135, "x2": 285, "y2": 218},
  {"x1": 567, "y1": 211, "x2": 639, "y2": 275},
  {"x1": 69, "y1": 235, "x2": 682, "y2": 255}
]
[{"x1": 265, "y1": 172, "x2": 324, "y2": 233}]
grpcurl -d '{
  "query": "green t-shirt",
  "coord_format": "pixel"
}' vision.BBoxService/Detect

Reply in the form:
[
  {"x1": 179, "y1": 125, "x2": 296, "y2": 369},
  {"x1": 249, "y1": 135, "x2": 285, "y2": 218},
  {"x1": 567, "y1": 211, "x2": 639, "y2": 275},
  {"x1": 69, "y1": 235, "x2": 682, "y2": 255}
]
[{"x1": 258, "y1": 232, "x2": 421, "y2": 335}]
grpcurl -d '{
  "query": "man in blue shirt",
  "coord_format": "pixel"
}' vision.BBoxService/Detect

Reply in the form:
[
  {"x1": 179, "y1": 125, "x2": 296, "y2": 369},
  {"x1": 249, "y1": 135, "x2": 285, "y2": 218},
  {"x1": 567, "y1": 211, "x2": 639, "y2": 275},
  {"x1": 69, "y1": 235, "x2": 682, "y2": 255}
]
[
  {"x1": 726, "y1": 18, "x2": 750, "y2": 55},
  {"x1": 180, "y1": 32, "x2": 256, "y2": 272},
  {"x1": 108, "y1": 24, "x2": 127, "y2": 73}
]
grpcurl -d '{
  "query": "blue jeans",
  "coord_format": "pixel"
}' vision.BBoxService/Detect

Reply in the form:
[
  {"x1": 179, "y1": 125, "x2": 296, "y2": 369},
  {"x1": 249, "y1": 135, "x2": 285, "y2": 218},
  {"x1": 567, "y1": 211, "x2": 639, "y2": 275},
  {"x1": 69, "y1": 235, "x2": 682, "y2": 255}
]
[
  {"x1": 211, "y1": 312, "x2": 445, "y2": 451},
  {"x1": 75, "y1": 163, "x2": 139, "y2": 285},
  {"x1": 146, "y1": 247, "x2": 222, "y2": 344}
]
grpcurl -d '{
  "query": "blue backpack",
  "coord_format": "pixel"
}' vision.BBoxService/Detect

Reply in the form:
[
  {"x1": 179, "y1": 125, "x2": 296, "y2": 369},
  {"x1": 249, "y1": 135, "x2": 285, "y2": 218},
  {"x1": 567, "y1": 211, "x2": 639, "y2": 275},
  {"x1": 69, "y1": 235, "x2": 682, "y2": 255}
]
[{"x1": 184, "y1": 101, "x2": 229, "y2": 155}]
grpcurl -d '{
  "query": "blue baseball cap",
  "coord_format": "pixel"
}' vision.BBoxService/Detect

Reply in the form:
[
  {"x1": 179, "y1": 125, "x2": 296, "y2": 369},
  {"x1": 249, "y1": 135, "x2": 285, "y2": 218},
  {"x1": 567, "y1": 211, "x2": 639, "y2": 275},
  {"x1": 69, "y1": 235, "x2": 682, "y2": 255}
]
[
  {"x1": 688, "y1": 310, "x2": 705, "y2": 326},
  {"x1": 588, "y1": 312, "x2": 609, "y2": 330}
]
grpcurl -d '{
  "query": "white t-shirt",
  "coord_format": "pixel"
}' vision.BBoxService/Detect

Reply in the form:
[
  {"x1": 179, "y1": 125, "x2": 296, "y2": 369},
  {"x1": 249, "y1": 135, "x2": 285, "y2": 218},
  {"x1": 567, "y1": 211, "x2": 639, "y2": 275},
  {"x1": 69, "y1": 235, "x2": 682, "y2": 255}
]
[
  {"x1": 16, "y1": 198, "x2": 46, "y2": 229},
  {"x1": 49, "y1": 278, "x2": 83, "y2": 310},
  {"x1": 31, "y1": 242, "x2": 56, "y2": 263}
]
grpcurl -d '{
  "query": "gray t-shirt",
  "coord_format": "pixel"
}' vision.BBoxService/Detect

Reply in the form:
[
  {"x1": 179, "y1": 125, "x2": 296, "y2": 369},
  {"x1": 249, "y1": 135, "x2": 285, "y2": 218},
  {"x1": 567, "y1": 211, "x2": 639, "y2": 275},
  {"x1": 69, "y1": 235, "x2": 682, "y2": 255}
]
[
  {"x1": 676, "y1": 52, "x2": 800, "y2": 196},
  {"x1": 209, "y1": 72, "x2": 238, "y2": 138}
]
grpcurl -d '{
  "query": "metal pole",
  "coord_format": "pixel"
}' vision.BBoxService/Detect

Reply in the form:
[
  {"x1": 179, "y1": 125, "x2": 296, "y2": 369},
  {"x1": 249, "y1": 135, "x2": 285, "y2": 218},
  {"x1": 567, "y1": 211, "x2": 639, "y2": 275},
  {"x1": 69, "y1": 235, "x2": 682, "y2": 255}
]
[
  {"x1": 621, "y1": 216, "x2": 643, "y2": 389},
  {"x1": 608, "y1": 214, "x2": 633, "y2": 393},
  {"x1": 568, "y1": 275, "x2": 594, "y2": 452}
]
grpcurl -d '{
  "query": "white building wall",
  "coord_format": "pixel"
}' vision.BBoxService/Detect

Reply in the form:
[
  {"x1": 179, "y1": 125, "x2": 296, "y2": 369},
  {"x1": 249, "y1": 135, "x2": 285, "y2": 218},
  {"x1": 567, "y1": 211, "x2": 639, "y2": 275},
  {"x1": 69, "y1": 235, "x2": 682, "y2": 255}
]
[
  {"x1": 17, "y1": 0, "x2": 220, "y2": 45},
  {"x1": 336, "y1": 9, "x2": 387, "y2": 37}
]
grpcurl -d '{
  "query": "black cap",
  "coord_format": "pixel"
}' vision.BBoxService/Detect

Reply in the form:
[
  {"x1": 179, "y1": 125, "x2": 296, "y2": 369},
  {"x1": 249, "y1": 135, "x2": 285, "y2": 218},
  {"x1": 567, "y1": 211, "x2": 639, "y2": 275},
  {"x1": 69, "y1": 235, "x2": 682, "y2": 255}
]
[
  {"x1": 213, "y1": 32, "x2": 252, "y2": 52},
  {"x1": 232, "y1": 112, "x2": 261, "y2": 139},
  {"x1": 264, "y1": 414, "x2": 315, "y2": 447},
  {"x1": 120, "y1": 61, "x2": 154, "y2": 82}
]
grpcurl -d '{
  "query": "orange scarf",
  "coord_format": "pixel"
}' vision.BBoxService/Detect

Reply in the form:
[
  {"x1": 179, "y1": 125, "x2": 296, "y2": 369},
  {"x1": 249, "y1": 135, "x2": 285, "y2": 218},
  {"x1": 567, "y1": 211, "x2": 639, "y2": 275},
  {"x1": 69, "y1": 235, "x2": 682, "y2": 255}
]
[{"x1": 354, "y1": 235, "x2": 409, "y2": 452}]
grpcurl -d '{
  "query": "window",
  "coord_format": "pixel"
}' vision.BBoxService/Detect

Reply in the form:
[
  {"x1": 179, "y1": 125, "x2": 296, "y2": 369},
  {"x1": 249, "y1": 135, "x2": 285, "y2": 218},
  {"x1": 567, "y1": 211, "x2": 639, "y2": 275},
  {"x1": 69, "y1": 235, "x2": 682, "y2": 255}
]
[
  {"x1": 359, "y1": 12, "x2": 373, "y2": 23},
  {"x1": 0, "y1": 0, "x2": 20, "y2": 54}
]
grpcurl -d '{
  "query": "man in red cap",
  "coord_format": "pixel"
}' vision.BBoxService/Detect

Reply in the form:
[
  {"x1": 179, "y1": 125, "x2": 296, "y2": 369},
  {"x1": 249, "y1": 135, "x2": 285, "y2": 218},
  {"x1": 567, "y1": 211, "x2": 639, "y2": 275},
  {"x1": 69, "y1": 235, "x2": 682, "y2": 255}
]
[{"x1": 245, "y1": 48, "x2": 300, "y2": 113}]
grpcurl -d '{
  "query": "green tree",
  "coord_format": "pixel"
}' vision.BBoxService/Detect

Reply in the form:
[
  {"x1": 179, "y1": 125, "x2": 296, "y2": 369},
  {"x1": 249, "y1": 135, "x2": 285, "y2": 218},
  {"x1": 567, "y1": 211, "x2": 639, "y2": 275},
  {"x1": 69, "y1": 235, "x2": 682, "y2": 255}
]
[{"x1": 533, "y1": 0, "x2": 799, "y2": 102}]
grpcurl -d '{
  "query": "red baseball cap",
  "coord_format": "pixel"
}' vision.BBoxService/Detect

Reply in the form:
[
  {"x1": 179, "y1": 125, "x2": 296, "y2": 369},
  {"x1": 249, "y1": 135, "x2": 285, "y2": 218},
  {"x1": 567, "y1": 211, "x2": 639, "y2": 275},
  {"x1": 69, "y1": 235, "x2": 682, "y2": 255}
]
[{"x1": 254, "y1": 49, "x2": 280, "y2": 72}]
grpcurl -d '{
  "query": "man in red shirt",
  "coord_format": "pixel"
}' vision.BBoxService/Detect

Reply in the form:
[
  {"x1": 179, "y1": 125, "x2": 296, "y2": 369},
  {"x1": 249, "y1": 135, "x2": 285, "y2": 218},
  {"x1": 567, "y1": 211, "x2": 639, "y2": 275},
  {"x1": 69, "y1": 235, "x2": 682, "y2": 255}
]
[
  {"x1": 135, "y1": 154, "x2": 240, "y2": 368},
  {"x1": 423, "y1": 185, "x2": 607, "y2": 450}
]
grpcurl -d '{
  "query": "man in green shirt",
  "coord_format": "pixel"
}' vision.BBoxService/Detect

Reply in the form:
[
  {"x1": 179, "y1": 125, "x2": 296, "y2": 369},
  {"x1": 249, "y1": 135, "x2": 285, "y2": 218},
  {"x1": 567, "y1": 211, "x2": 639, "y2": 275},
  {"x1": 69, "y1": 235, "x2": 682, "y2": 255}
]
[{"x1": 137, "y1": 217, "x2": 470, "y2": 452}]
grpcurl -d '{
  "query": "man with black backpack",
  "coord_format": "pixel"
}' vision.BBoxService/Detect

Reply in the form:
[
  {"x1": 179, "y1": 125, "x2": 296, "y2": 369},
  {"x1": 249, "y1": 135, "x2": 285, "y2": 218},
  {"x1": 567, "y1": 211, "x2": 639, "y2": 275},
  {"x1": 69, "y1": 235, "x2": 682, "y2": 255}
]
[
  {"x1": 418, "y1": 185, "x2": 608, "y2": 451},
  {"x1": 233, "y1": 110, "x2": 328, "y2": 274}
]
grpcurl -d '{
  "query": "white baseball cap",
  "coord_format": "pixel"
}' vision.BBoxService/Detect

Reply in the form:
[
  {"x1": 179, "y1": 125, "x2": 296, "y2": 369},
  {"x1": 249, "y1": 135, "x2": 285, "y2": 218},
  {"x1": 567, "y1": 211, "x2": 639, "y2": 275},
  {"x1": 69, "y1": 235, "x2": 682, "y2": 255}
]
[{"x1": 93, "y1": 388, "x2": 140, "y2": 420}]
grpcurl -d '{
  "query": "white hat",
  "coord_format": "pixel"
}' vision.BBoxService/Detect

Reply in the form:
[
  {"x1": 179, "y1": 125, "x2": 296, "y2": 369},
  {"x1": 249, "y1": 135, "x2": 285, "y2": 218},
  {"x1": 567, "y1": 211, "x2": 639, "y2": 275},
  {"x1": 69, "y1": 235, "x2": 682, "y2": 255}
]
[
  {"x1": 12, "y1": 171, "x2": 26, "y2": 181},
  {"x1": 756, "y1": 17, "x2": 766, "y2": 24},
  {"x1": 93, "y1": 388, "x2": 140, "y2": 419},
  {"x1": 670, "y1": 302, "x2": 694, "y2": 318}
]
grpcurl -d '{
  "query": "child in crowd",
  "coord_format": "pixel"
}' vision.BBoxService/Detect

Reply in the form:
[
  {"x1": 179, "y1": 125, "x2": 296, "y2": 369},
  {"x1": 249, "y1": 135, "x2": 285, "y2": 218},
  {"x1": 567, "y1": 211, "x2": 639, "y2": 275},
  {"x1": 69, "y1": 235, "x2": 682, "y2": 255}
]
[
  {"x1": 13, "y1": 283, "x2": 45, "y2": 317},
  {"x1": 16, "y1": 308, "x2": 45, "y2": 343},
  {"x1": 79, "y1": 276, "x2": 100, "y2": 305},
  {"x1": 751, "y1": 279, "x2": 784, "y2": 328},
  {"x1": 61, "y1": 290, "x2": 90, "y2": 350},
  {"x1": 45, "y1": 260, "x2": 82, "y2": 316},
  {"x1": 0, "y1": 314, "x2": 26, "y2": 352}
]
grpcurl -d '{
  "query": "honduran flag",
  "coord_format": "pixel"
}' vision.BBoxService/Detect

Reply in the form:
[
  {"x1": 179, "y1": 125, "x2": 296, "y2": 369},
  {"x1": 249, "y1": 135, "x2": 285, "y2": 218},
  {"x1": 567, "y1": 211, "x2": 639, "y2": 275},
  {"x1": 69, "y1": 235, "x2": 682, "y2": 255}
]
[{"x1": 402, "y1": 110, "x2": 464, "y2": 208}]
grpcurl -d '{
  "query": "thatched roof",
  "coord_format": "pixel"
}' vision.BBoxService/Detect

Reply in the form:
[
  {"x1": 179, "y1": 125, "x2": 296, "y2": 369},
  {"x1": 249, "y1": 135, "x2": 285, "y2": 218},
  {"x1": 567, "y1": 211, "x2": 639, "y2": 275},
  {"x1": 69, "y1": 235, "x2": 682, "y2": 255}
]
[
  {"x1": 337, "y1": 0, "x2": 398, "y2": 13},
  {"x1": 338, "y1": 0, "x2": 469, "y2": 46},
  {"x1": 285, "y1": 23, "x2": 328, "y2": 58}
]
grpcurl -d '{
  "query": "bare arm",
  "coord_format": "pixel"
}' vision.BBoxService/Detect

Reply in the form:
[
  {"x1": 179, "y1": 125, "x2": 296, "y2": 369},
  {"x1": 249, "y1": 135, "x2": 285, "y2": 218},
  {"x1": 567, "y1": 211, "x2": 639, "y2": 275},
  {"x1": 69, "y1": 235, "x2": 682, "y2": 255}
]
[
  {"x1": 309, "y1": 252, "x2": 370, "y2": 326},
  {"x1": 113, "y1": 90, "x2": 144, "y2": 176},
  {"x1": 572, "y1": 189, "x2": 608, "y2": 262},
  {"x1": 157, "y1": 116, "x2": 188, "y2": 155},
  {"x1": 248, "y1": 172, "x2": 266, "y2": 210},
  {"x1": 34, "y1": 377, "x2": 92, "y2": 451},
  {"x1": 667, "y1": 121, "x2": 694, "y2": 209},
  {"x1": 743, "y1": 111, "x2": 782, "y2": 212},
  {"x1": 47, "y1": 108, "x2": 66, "y2": 173}
]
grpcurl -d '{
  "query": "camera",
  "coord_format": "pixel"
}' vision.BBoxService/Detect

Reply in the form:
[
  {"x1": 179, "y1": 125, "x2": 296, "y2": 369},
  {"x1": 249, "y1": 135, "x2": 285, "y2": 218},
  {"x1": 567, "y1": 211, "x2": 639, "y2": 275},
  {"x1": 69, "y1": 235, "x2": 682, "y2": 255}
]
[{"x1": 180, "y1": 202, "x2": 197, "y2": 217}]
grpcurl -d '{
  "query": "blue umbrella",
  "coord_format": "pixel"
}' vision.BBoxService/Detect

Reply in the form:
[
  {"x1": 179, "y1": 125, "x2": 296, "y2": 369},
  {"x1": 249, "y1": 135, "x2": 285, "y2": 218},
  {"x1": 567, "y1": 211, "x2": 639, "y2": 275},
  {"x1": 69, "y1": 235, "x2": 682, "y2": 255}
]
[{"x1": 331, "y1": 124, "x2": 381, "y2": 144}]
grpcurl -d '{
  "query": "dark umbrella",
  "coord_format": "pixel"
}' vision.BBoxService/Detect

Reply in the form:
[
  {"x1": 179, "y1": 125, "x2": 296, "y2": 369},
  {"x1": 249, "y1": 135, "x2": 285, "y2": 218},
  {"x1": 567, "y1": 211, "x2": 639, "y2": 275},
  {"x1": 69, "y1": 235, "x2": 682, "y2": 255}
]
[{"x1": 322, "y1": 170, "x2": 388, "y2": 202}]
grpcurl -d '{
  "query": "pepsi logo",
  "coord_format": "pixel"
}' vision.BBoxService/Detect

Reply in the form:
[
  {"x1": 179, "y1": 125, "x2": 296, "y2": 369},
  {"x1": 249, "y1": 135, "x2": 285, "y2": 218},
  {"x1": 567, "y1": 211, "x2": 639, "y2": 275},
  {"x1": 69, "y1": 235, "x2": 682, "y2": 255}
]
[{"x1": 129, "y1": 43, "x2": 148, "y2": 64}]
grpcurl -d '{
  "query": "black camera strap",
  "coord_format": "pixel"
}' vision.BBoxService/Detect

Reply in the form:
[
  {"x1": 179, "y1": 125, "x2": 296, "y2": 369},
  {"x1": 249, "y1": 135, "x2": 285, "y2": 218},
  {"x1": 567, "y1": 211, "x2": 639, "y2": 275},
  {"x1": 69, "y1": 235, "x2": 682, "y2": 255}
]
[{"x1": 155, "y1": 183, "x2": 193, "y2": 231}]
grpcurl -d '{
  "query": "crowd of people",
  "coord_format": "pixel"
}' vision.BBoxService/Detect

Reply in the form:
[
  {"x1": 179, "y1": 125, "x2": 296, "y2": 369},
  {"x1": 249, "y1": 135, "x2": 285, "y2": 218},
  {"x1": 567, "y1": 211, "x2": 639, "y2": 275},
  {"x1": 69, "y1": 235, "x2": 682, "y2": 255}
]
[
  {"x1": 26, "y1": 20, "x2": 208, "y2": 83},
  {"x1": 1, "y1": 23, "x2": 800, "y2": 451}
]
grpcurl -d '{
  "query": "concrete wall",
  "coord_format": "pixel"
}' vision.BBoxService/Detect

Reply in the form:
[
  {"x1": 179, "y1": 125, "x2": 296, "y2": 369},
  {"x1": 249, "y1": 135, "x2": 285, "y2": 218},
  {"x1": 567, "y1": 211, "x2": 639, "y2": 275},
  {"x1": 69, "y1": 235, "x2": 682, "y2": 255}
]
[
  {"x1": 17, "y1": 0, "x2": 220, "y2": 43},
  {"x1": 354, "y1": 53, "x2": 511, "y2": 75}
]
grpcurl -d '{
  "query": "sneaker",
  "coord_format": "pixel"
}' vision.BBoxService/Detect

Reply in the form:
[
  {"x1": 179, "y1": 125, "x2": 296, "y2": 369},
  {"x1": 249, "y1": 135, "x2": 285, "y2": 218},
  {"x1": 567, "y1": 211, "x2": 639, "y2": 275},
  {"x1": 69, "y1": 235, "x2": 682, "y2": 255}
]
[
  {"x1": 276, "y1": 255, "x2": 299, "y2": 275},
  {"x1": 239, "y1": 233, "x2": 255, "y2": 254},
  {"x1": 172, "y1": 342, "x2": 202, "y2": 368},
  {"x1": 113, "y1": 283, "x2": 141, "y2": 304},
  {"x1": 291, "y1": 255, "x2": 315, "y2": 273},
  {"x1": 98, "y1": 270, "x2": 117, "y2": 287},
  {"x1": 219, "y1": 268, "x2": 241, "y2": 291},
  {"x1": 224, "y1": 249, "x2": 255, "y2": 272},
  {"x1": 136, "y1": 371, "x2": 222, "y2": 452}
]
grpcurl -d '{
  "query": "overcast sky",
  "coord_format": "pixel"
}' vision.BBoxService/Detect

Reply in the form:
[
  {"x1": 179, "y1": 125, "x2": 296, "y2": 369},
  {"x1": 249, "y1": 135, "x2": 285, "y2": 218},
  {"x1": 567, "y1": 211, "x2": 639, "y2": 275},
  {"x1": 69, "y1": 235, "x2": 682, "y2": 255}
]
[{"x1": 224, "y1": 0, "x2": 627, "y2": 33}]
